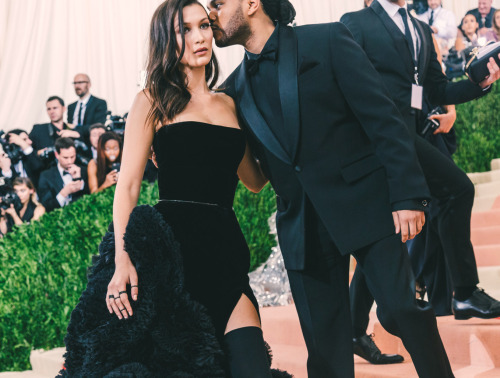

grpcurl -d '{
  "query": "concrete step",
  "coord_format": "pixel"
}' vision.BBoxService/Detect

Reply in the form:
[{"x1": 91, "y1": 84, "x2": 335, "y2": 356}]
[
  {"x1": 471, "y1": 226, "x2": 500, "y2": 246},
  {"x1": 471, "y1": 210, "x2": 500, "y2": 228},
  {"x1": 472, "y1": 195, "x2": 498, "y2": 213},
  {"x1": 469, "y1": 169, "x2": 500, "y2": 185},
  {"x1": 491, "y1": 158, "x2": 500, "y2": 171},
  {"x1": 478, "y1": 266, "x2": 500, "y2": 294},
  {"x1": 474, "y1": 245, "x2": 500, "y2": 267},
  {"x1": 474, "y1": 181, "x2": 500, "y2": 198},
  {"x1": 0, "y1": 372, "x2": 50, "y2": 378},
  {"x1": 29, "y1": 348, "x2": 64, "y2": 378}
]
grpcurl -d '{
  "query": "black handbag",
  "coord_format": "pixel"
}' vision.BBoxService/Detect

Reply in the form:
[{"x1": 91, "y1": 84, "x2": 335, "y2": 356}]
[{"x1": 465, "y1": 41, "x2": 500, "y2": 84}]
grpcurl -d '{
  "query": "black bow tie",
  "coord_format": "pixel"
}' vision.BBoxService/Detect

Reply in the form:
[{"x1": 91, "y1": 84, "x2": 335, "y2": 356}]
[
  {"x1": 63, "y1": 170, "x2": 72, "y2": 176},
  {"x1": 246, "y1": 49, "x2": 277, "y2": 75}
]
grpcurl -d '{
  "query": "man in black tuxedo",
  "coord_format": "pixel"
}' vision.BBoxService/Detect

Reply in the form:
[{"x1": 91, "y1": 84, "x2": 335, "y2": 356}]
[
  {"x1": 38, "y1": 138, "x2": 89, "y2": 212},
  {"x1": 30, "y1": 96, "x2": 82, "y2": 155},
  {"x1": 341, "y1": 0, "x2": 500, "y2": 359},
  {"x1": 67, "y1": 73, "x2": 108, "y2": 147},
  {"x1": 209, "y1": 0, "x2": 454, "y2": 376},
  {"x1": 3, "y1": 130, "x2": 45, "y2": 188}
]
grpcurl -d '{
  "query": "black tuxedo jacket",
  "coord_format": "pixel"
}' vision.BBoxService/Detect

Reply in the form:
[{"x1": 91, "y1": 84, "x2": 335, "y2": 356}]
[
  {"x1": 224, "y1": 23, "x2": 430, "y2": 270},
  {"x1": 37, "y1": 165, "x2": 89, "y2": 212},
  {"x1": 341, "y1": 0, "x2": 488, "y2": 135},
  {"x1": 67, "y1": 95, "x2": 108, "y2": 145},
  {"x1": 30, "y1": 123, "x2": 71, "y2": 152}
]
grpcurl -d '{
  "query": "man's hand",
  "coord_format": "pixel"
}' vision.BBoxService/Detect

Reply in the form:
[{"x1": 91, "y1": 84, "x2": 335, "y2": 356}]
[
  {"x1": 7, "y1": 133, "x2": 30, "y2": 150},
  {"x1": 67, "y1": 164, "x2": 81, "y2": 179},
  {"x1": 479, "y1": 54, "x2": 500, "y2": 89},
  {"x1": 431, "y1": 105, "x2": 456, "y2": 134},
  {"x1": 61, "y1": 180, "x2": 84, "y2": 196},
  {"x1": 392, "y1": 210, "x2": 425, "y2": 243},
  {"x1": 0, "y1": 153, "x2": 11, "y2": 172},
  {"x1": 37, "y1": 148, "x2": 47, "y2": 156},
  {"x1": 58, "y1": 130, "x2": 81, "y2": 139}
]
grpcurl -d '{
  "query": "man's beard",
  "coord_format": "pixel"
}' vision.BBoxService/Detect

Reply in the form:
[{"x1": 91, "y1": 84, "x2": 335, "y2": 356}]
[{"x1": 213, "y1": 6, "x2": 251, "y2": 47}]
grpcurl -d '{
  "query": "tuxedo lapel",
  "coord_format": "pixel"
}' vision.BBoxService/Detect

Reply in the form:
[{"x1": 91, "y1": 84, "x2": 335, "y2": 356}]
[
  {"x1": 412, "y1": 19, "x2": 430, "y2": 83},
  {"x1": 278, "y1": 26, "x2": 300, "y2": 163},
  {"x1": 235, "y1": 60, "x2": 291, "y2": 164},
  {"x1": 371, "y1": 1, "x2": 414, "y2": 77},
  {"x1": 84, "y1": 96, "x2": 95, "y2": 124},
  {"x1": 51, "y1": 168, "x2": 64, "y2": 194}
]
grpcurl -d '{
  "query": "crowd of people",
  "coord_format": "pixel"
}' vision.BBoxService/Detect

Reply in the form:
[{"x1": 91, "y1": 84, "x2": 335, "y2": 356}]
[
  {"x1": 0, "y1": 73, "x2": 156, "y2": 237},
  {"x1": 365, "y1": 0, "x2": 500, "y2": 77}
]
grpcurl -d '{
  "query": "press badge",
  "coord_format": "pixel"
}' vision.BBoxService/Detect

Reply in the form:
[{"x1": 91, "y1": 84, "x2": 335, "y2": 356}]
[{"x1": 411, "y1": 84, "x2": 423, "y2": 110}]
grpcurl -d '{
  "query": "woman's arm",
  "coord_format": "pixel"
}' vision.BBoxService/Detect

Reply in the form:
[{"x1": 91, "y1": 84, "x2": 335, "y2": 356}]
[
  {"x1": 107, "y1": 90, "x2": 155, "y2": 320},
  {"x1": 32, "y1": 205, "x2": 45, "y2": 221},
  {"x1": 87, "y1": 160, "x2": 99, "y2": 193},
  {"x1": 237, "y1": 143, "x2": 268, "y2": 193}
]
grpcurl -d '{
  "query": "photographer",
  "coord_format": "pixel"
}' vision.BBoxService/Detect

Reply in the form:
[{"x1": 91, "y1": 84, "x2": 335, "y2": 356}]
[
  {"x1": 2, "y1": 129, "x2": 45, "y2": 188},
  {"x1": 38, "y1": 138, "x2": 89, "y2": 212},
  {"x1": 87, "y1": 132, "x2": 122, "y2": 193},
  {"x1": 0, "y1": 177, "x2": 45, "y2": 236},
  {"x1": 88, "y1": 123, "x2": 106, "y2": 161}
]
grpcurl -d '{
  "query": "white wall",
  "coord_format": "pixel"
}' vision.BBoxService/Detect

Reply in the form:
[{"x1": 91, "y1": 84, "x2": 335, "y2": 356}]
[{"x1": 0, "y1": 0, "x2": 498, "y2": 131}]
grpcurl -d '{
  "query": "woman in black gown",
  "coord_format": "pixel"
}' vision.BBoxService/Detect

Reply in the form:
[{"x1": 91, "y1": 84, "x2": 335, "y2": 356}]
[{"x1": 99, "y1": 0, "x2": 279, "y2": 376}]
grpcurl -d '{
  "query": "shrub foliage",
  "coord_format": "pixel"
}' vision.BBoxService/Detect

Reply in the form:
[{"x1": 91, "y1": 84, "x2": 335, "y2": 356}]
[
  {"x1": 0, "y1": 182, "x2": 275, "y2": 371},
  {"x1": 454, "y1": 83, "x2": 500, "y2": 173}
]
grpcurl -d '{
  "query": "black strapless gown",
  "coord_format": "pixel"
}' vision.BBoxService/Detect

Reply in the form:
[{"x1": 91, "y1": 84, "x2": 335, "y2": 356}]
[
  {"x1": 59, "y1": 121, "x2": 290, "y2": 377},
  {"x1": 152, "y1": 121, "x2": 259, "y2": 339}
]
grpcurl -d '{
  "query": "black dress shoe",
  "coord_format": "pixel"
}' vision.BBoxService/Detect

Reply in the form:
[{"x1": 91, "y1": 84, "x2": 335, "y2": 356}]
[
  {"x1": 353, "y1": 334, "x2": 404, "y2": 365},
  {"x1": 452, "y1": 288, "x2": 500, "y2": 320}
]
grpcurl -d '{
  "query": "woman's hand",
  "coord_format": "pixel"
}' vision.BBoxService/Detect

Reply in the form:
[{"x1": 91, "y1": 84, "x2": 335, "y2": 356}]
[
  {"x1": 106, "y1": 257, "x2": 139, "y2": 320},
  {"x1": 104, "y1": 170, "x2": 119, "y2": 188}
]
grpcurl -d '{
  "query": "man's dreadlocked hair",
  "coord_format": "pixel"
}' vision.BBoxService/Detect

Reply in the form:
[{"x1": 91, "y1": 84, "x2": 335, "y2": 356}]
[{"x1": 261, "y1": 0, "x2": 296, "y2": 25}]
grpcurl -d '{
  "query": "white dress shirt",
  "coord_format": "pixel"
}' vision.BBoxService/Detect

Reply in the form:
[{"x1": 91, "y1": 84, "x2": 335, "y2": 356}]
[
  {"x1": 378, "y1": 0, "x2": 421, "y2": 60},
  {"x1": 55, "y1": 163, "x2": 84, "y2": 207},
  {"x1": 72, "y1": 93, "x2": 91, "y2": 126},
  {"x1": 417, "y1": 6, "x2": 457, "y2": 44}
]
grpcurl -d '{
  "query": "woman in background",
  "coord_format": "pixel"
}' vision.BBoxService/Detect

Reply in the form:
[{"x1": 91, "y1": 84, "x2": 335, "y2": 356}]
[
  {"x1": 493, "y1": 9, "x2": 500, "y2": 41},
  {"x1": 87, "y1": 131, "x2": 122, "y2": 193},
  {"x1": 0, "y1": 177, "x2": 45, "y2": 235}
]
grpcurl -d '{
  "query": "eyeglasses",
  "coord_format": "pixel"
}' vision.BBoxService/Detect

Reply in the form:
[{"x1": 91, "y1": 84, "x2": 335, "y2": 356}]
[{"x1": 72, "y1": 81, "x2": 89, "y2": 85}]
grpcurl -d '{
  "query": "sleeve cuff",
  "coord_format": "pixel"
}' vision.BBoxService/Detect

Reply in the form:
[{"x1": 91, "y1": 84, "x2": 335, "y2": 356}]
[
  {"x1": 56, "y1": 193, "x2": 68, "y2": 207},
  {"x1": 1, "y1": 169, "x2": 13, "y2": 178},
  {"x1": 392, "y1": 199, "x2": 429, "y2": 212},
  {"x1": 23, "y1": 146, "x2": 34, "y2": 155}
]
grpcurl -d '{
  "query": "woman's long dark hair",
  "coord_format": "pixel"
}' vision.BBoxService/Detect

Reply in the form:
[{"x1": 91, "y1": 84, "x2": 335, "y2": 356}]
[
  {"x1": 96, "y1": 132, "x2": 123, "y2": 187},
  {"x1": 145, "y1": 0, "x2": 219, "y2": 128}
]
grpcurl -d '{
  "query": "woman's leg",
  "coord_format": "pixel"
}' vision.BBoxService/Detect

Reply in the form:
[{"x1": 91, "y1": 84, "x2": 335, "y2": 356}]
[{"x1": 224, "y1": 294, "x2": 273, "y2": 378}]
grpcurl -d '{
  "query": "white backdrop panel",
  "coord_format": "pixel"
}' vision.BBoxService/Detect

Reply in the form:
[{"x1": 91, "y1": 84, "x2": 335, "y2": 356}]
[{"x1": 0, "y1": 0, "x2": 499, "y2": 131}]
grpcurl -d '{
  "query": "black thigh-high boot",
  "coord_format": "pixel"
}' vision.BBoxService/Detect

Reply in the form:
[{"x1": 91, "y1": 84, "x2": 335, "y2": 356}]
[{"x1": 224, "y1": 326, "x2": 273, "y2": 378}]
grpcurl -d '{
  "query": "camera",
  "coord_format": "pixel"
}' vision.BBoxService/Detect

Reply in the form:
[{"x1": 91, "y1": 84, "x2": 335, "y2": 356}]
[
  {"x1": 407, "y1": 0, "x2": 428, "y2": 15},
  {"x1": 105, "y1": 111, "x2": 126, "y2": 134},
  {"x1": 0, "y1": 130, "x2": 24, "y2": 164},
  {"x1": 0, "y1": 185, "x2": 22, "y2": 212},
  {"x1": 39, "y1": 140, "x2": 89, "y2": 166},
  {"x1": 420, "y1": 106, "x2": 445, "y2": 136}
]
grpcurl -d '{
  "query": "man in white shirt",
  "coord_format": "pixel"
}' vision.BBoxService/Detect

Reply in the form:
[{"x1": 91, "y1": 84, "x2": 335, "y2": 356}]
[
  {"x1": 417, "y1": 0, "x2": 457, "y2": 51},
  {"x1": 37, "y1": 138, "x2": 89, "y2": 212}
]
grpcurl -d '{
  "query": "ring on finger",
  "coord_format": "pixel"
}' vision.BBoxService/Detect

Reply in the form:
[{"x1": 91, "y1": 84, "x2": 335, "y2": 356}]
[{"x1": 119, "y1": 291, "x2": 127, "y2": 296}]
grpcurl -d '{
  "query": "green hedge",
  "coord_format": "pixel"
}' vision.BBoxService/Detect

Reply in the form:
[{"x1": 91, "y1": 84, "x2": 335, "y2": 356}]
[
  {"x1": 453, "y1": 83, "x2": 500, "y2": 173},
  {"x1": 0, "y1": 181, "x2": 275, "y2": 371}
]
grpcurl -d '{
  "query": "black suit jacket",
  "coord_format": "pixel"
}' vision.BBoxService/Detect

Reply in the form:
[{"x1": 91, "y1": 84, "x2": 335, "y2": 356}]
[
  {"x1": 341, "y1": 0, "x2": 488, "y2": 135},
  {"x1": 37, "y1": 165, "x2": 89, "y2": 212},
  {"x1": 224, "y1": 23, "x2": 430, "y2": 270},
  {"x1": 30, "y1": 123, "x2": 70, "y2": 152},
  {"x1": 67, "y1": 95, "x2": 108, "y2": 146}
]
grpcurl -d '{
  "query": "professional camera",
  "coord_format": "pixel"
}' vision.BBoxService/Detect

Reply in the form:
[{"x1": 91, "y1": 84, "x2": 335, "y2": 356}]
[
  {"x1": 407, "y1": 0, "x2": 428, "y2": 15},
  {"x1": 0, "y1": 130, "x2": 23, "y2": 164},
  {"x1": 0, "y1": 184, "x2": 22, "y2": 212},
  {"x1": 39, "y1": 140, "x2": 89, "y2": 166},
  {"x1": 420, "y1": 106, "x2": 445, "y2": 136},
  {"x1": 105, "y1": 111, "x2": 126, "y2": 134}
]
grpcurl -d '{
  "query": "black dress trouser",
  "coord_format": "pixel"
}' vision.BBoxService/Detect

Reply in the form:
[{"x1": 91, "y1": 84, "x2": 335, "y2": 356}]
[
  {"x1": 287, "y1": 204, "x2": 453, "y2": 378},
  {"x1": 350, "y1": 136, "x2": 479, "y2": 336}
]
